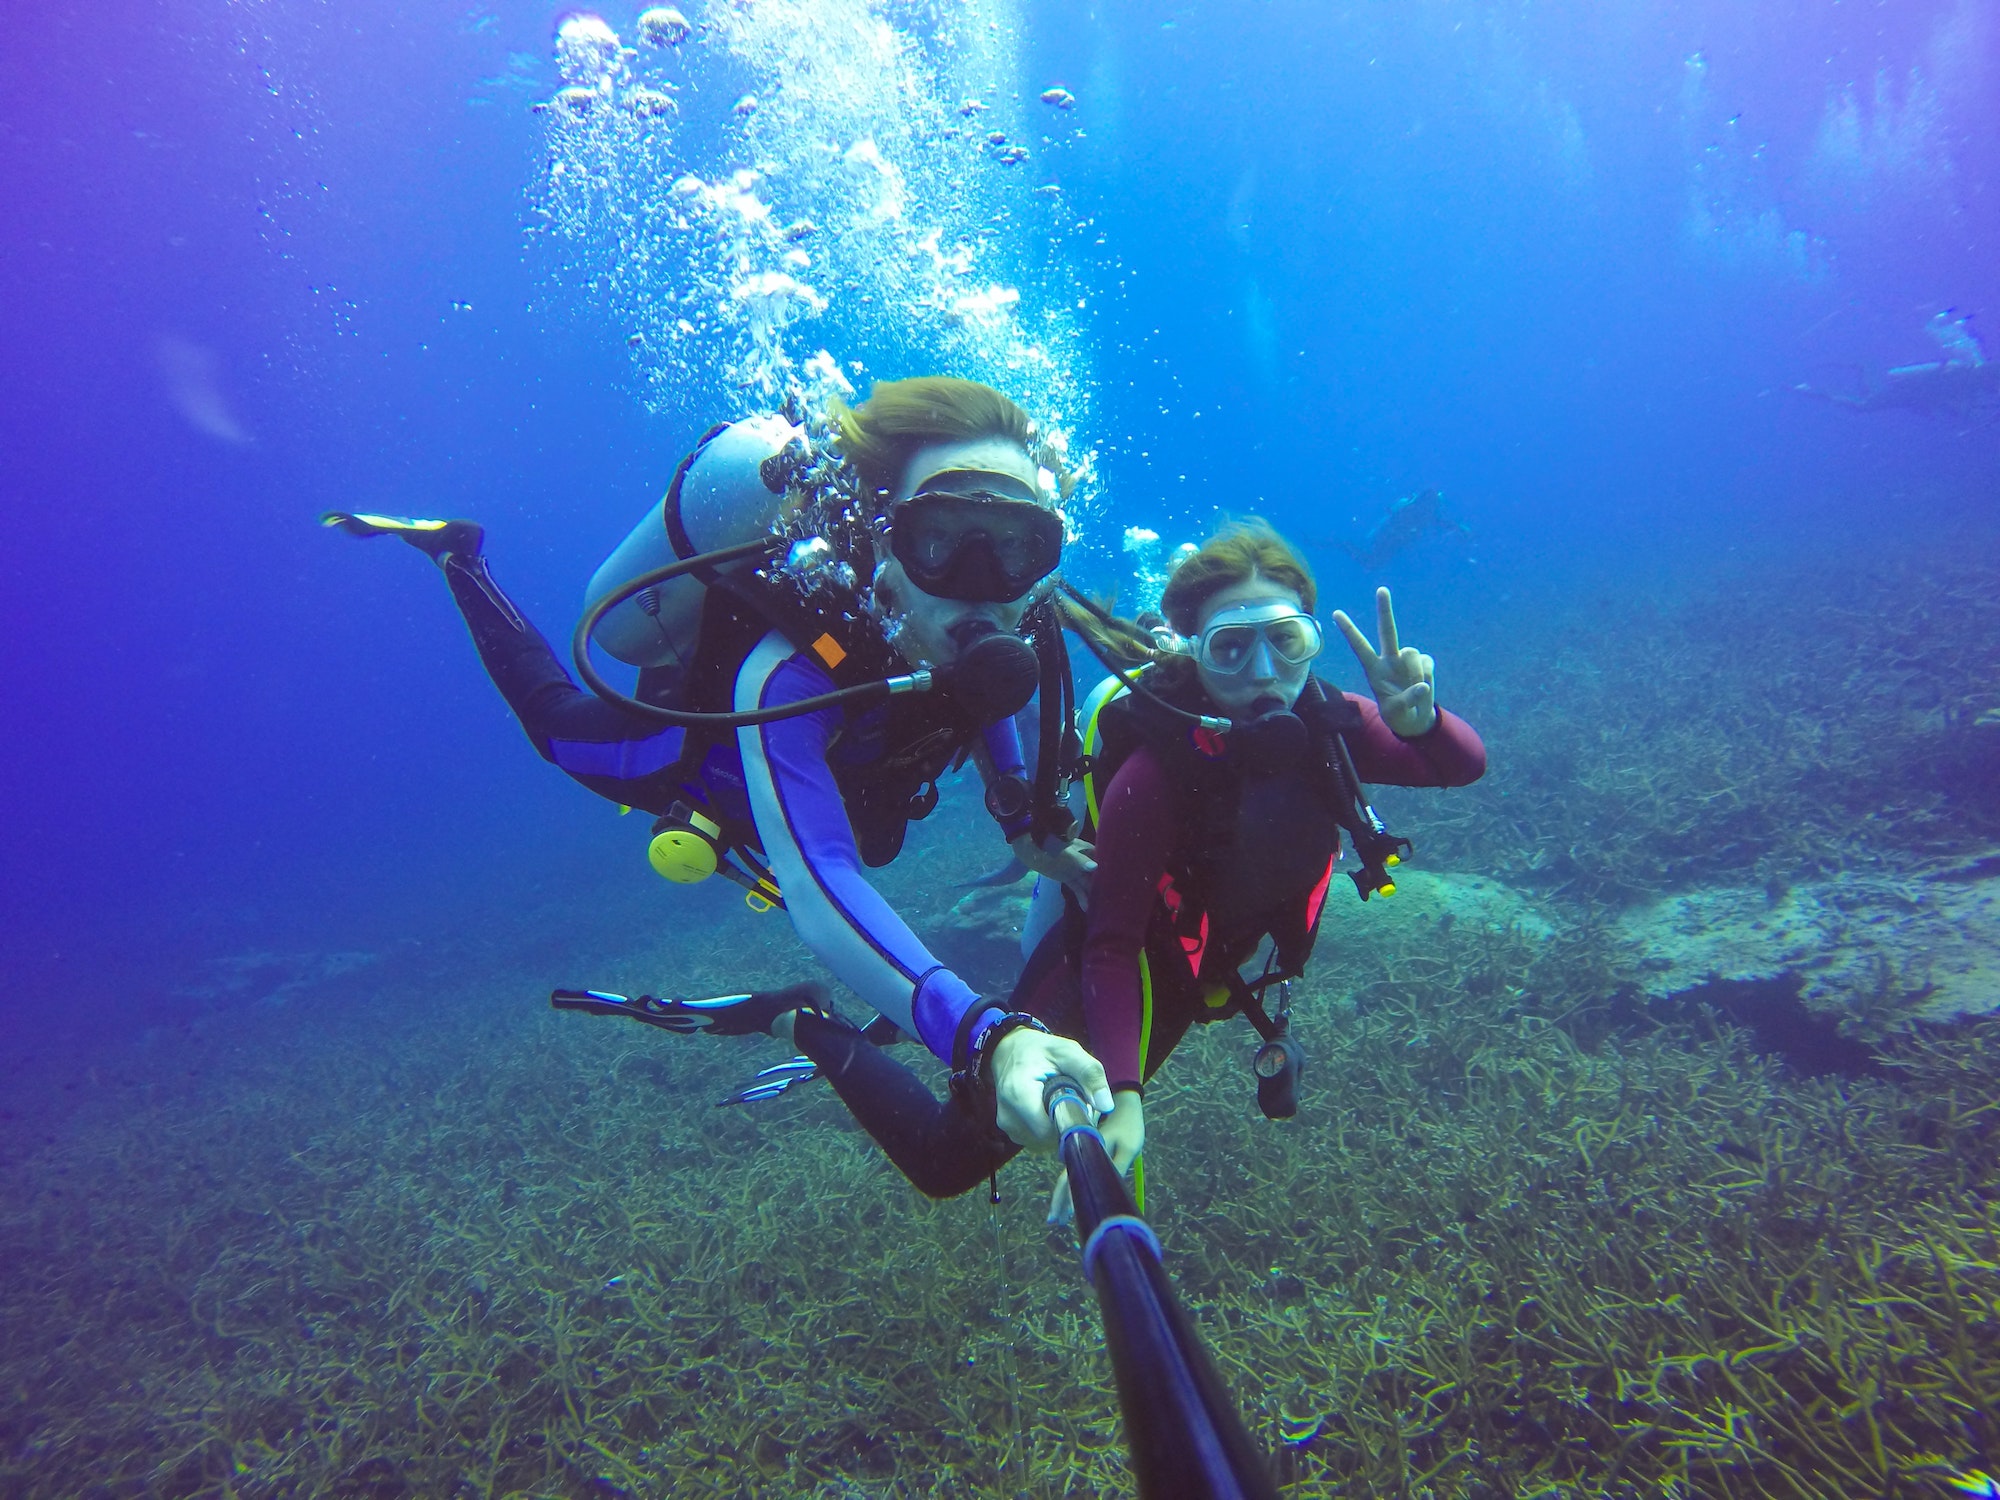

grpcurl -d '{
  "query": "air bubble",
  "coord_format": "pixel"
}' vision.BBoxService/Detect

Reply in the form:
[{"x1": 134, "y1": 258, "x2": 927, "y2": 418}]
[
  {"x1": 635, "y1": 7, "x2": 690, "y2": 47},
  {"x1": 528, "y1": 0, "x2": 1102, "y2": 541},
  {"x1": 554, "y1": 14, "x2": 621, "y2": 87}
]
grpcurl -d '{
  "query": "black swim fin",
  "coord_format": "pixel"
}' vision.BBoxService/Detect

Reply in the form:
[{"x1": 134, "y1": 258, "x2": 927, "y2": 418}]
[
  {"x1": 550, "y1": 980, "x2": 831, "y2": 1038},
  {"x1": 716, "y1": 1056, "x2": 819, "y2": 1107},
  {"x1": 320, "y1": 511, "x2": 484, "y2": 562}
]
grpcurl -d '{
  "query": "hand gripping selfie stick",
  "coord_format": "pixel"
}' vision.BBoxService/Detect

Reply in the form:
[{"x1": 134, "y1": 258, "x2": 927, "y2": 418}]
[{"x1": 1042, "y1": 1076, "x2": 1278, "y2": 1500}]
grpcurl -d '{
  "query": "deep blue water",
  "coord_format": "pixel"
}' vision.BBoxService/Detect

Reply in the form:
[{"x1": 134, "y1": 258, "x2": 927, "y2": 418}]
[{"x1": 3, "y1": 0, "x2": 1995, "y2": 1058}]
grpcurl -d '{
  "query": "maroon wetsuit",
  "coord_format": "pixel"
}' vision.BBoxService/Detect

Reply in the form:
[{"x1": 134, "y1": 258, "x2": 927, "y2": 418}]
[{"x1": 1069, "y1": 695, "x2": 1485, "y2": 1092}]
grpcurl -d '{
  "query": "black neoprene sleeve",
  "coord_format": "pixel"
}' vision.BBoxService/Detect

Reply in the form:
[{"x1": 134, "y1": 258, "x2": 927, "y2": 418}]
[{"x1": 792, "y1": 1010, "x2": 1020, "y2": 1199}]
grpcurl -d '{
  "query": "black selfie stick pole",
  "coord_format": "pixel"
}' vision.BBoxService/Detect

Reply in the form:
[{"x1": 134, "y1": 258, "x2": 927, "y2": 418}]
[{"x1": 1043, "y1": 1076, "x2": 1278, "y2": 1500}]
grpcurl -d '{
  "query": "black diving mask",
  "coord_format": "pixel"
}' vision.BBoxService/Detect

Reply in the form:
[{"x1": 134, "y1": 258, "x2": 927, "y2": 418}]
[{"x1": 889, "y1": 472, "x2": 1064, "y2": 604}]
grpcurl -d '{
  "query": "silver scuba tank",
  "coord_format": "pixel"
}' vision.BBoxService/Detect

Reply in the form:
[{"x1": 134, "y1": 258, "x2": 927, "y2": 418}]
[{"x1": 583, "y1": 414, "x2": 803, "y2": 669}]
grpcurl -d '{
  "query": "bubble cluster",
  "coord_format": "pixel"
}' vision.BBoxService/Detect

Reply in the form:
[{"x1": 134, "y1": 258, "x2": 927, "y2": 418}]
[
  {"x1": 1122, "y1": 526, "x2": 1194, "y2": 617},
  {"x1": 553, "y1": 14, "x2": 622, "y2": 88},
  {"x1": 528, "y1": 0, "x2": 1098, "y2": 528},
  {"x1": 634, "y1": 7, "x2": 690, "y2": 48}
]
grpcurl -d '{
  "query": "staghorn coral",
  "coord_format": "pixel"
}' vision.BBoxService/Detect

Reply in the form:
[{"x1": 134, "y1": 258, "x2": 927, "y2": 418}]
[
  {"x1": 4, "y1": 919, "x2": 2000, "y2": 1497},
  {"x1": 5, "y1": 530, "x2": 2000, "y2": 1496}
]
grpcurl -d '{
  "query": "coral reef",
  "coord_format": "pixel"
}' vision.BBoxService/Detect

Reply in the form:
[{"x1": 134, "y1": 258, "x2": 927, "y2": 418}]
[
  {"x1": 1386, "y1": 543, "x2": 2000, "y2": 906},
  {"x1": 1330, "y1": 869, "x2": 1556, "y2": 944},
  {"x1": 172, "y1": 949, "x2": 381, "y2": 1009},
  {"x1": 938, "y1": 881, "x2": 1036, "y2": 990},
  {"x1": 1617, "y1": 857, "x2": 2000, "y2": 1026}
]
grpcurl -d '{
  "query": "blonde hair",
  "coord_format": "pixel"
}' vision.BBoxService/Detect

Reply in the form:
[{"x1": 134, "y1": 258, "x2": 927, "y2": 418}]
[
  {"x1": 830, "y1": 377, "x2": 1035, "y2": 501},
  {"x1": 1060, "y1": 518, "x2": 1317, "y2": 675}
]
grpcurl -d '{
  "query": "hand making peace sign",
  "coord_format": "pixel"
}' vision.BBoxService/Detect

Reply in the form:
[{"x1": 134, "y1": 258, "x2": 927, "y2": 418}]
[{"x1": 1331, "y1": 586, "x2": 1439, "y2": 738}]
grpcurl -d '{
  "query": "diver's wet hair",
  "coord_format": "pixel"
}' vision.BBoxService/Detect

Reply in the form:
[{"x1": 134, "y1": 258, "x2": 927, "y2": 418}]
[
  {"x1": 830, "y1": 377, "x2": 1035, "y2": 501},
  {"x1": 1159, "y1": 519, "x2": 1316, "y2": 637},
  {"x1": 1060, "y1": 518, "x2": 1316, "y2": 674}
]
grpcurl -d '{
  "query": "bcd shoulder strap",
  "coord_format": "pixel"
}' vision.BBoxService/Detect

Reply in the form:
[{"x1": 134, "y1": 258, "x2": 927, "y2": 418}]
[
  {"x1": 647, "y1": 566, "x2": 887, "y2": 834},
  {"x1": 705, "y1": 568, "x2": 893, "y2": 690},
  {"x1": 659, "y1": 422, "x2": 733, "y2": 579}
]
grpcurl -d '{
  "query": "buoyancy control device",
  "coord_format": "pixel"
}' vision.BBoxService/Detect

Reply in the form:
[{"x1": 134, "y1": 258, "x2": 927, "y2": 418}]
[{"x1": 1066, "y1": 650, "x2": 1414, "y2": 1121}]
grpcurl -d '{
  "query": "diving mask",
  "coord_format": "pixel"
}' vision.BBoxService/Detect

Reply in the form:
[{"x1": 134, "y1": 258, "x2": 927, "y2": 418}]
[
  {"x1": 1195, "y1": 604, "x2": 1324, "y2": 676},
  {"x1": 888, "y1": 470, "x2": 1064, "y2": 604}
]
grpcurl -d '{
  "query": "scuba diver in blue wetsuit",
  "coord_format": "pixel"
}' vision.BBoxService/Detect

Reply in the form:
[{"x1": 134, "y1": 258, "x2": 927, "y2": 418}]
[{"x1": 326, "y1": 377, "x2": 1110, "y2": 1151}]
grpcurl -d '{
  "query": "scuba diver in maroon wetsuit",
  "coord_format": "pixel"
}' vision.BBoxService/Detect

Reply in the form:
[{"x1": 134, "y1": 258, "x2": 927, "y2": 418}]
[
  {"x1": 603, "y1": 520, "x2": 1481, "y2": 1206},
  {"x1": 1031, "y1": 520, "x2": 1483, "y2": 1214}
]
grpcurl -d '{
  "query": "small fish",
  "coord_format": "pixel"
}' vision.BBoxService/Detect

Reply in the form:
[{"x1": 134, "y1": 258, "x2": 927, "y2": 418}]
[
  {"x1": 1948, "y1": 1472, "x2": 2000, "y2": 1498},
  {"x1": 959, "y1": 97, "x2": 988, "y2": 116},
  {"x1": 1278, "y1": 1412, "x2": 1326, "y2": 1449},
  {"x1": 603, "y1": 1274, "x2": 626, "y2": 1288},
  {"x1": 1040, "y1": 86, "x2": 1075, "y2": 109}
]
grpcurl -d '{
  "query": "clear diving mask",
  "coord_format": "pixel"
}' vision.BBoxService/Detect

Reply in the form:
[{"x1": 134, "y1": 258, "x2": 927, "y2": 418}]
[
  {"x1": 1195, "y1": 604, "x2": 1324, "y2": 676},
  {"x1": 887, "y1": 470, "x2": 1065, "y2": 604}
]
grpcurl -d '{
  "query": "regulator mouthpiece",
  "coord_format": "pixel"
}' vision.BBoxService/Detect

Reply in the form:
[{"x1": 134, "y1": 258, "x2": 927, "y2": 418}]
[
  {"x1": 938, "y1": 630, "x2": 1039, "y2": 724},
  {"x1": 1231, "y1": 709, "x2": 1308, "y2": 771}
]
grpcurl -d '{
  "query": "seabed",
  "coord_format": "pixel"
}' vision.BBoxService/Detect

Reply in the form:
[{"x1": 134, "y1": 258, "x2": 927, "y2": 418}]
[{"x1": 4, "y1": 541, "x2": 1998, "y2": 1497}]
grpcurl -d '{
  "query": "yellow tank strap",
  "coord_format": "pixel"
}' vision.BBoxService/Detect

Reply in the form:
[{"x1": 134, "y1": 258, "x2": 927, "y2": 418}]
[
  {"x1": 1132, "y1": 947, "x2": 1154, "y2": 1213},
  {"x1": 1078, "y1": 675, "x2": 1129, "y2": 830},
  {"x1": 1136, "y1": 947, "x2": 1157, "y2": 1083}
]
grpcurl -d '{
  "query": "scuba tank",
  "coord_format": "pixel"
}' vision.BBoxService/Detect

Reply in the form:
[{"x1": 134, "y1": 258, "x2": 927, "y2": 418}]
[{"x1": 583, "y1": 414, "x2": 802, "y2": 669}]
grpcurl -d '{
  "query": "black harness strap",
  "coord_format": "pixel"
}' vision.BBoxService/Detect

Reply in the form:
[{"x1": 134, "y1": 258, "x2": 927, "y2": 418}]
[
  {"x1": 661, "y1": 423, "x2": 733, "y2": 580},
  {"x1": 1301, "y1": 678, "x2": 1413, "y2": 899},
  {"x1": 1028, "y1": 600, "x2": 1080, "y2": 841}
]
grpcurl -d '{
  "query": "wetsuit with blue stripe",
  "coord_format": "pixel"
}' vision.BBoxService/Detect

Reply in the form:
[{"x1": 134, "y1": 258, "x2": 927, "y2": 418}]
[{"x1": 442, "y1": 555, "x2": 1020, "y2": 1066}]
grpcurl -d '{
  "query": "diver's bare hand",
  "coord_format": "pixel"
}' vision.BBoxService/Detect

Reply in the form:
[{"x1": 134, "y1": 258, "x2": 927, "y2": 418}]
[
  {"x1": 1331, "y1": 586, "x2": 1438, "y2": 737},
  {"x1": 991, "y1": 1028, "x2": 1113, "y2": 1153},
  {"x1": 1010, "y1": 831, "x2": 1096, "y2": 905}
]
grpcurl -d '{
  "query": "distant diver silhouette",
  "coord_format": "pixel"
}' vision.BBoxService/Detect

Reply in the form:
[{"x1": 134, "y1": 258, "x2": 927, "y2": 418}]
[
  {"x1": 1336, "y1": 488, "x2": 1471, "y2": 571},
  {"x1": 1796, "y1": 310, "x2": 2000, "y2": 421}
]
